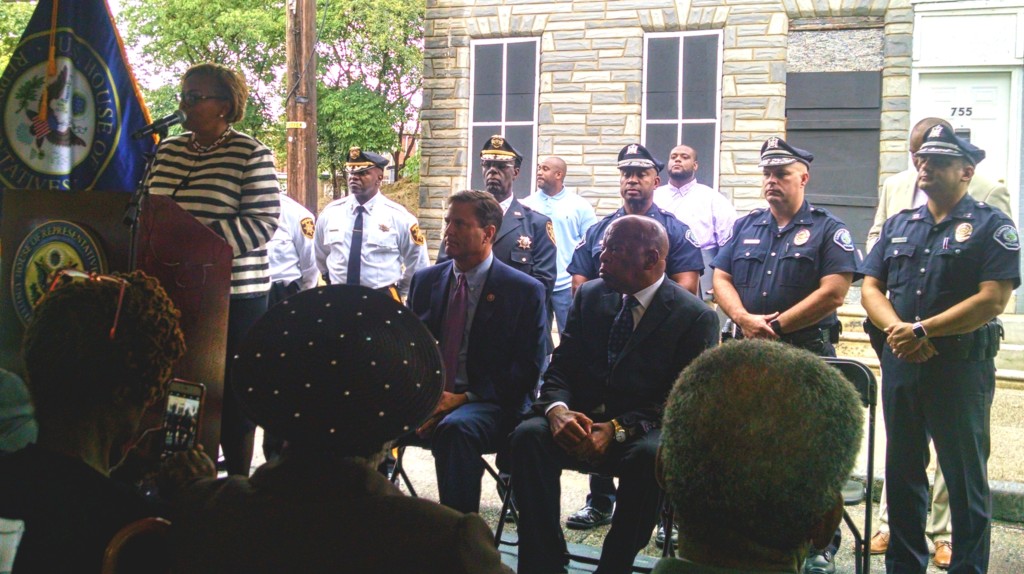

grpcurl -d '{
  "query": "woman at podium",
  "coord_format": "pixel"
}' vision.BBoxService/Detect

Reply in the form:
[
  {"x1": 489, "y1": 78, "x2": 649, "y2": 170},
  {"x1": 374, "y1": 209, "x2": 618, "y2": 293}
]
[{"x1": 145, "y1": 63, "x2": 281, "y2": 477}]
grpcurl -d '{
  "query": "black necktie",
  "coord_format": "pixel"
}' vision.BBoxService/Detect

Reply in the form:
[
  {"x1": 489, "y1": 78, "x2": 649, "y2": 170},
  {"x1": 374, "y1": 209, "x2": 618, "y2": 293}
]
[
  {"x1": 346, "y1": 206, "x2": 365, "y2": 285},
  {"x1": 607, "y1": 295, "x2": 639, "y2": 366}
]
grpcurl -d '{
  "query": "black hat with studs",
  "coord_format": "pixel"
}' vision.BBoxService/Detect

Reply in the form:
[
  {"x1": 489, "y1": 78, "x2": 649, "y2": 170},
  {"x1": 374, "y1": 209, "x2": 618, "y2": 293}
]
[{"x1": 232, "y1": 285, "x2": 443, "y2": 456}]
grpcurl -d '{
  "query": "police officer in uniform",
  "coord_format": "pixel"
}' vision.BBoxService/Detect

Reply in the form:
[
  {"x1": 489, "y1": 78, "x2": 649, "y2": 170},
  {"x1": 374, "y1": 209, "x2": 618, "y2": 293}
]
[
  {"x1": 563, "y1": 143, "x2": 704, "y2": 541},
  {"x1": 569, "y1": 143, "x2": 704, "y2": 295},
  {"x1": 267, "y1": 191, "x2": 318, "y2": 307},
  {"x1": 314, "y1": 147, "x2": 429, "y2": 300},
  {"x1": 712, "y1": 137, "x2": 857, "y2": 573},
  {"x1": 861, "y1": 126, "x2": 1018, "y2": 574},
  {"x1": 437, "y1": 135, "x2": 557, "y2": 305}
]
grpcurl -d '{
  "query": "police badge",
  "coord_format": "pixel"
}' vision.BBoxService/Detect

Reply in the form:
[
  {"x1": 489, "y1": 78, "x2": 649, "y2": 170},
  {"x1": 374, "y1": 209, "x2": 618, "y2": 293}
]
[
  {"x1": 490, "y1": 135, "x2": 504, "y2": 149},
  {"x1": 349, "y1": 147, "x2": 361, "y2": 160},
  {"x1": 517, "y1": 235, "x2": 532, "y2": 250},
  {"x1": 955, "y1": 223, "x2": 972, "y2": 243},
  {"x1": 793, "y1": 228, "x2": 810, "y2": 246}
]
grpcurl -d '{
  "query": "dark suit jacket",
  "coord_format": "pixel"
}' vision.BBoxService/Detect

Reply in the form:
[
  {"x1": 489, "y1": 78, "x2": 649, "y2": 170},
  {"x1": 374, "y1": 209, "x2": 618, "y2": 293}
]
[
  {"x1": 407, "y1": 257, "x2": 547, "y2": 415},
  {"x1": 535, "y1": 277, "x2": 719, "y2": 433},
  {"x1": 437, "y1": 197, "x2": 557, "y2": 300},
  {"x1": 171, "y1": 454, "x2": 512, "y2": 574}
]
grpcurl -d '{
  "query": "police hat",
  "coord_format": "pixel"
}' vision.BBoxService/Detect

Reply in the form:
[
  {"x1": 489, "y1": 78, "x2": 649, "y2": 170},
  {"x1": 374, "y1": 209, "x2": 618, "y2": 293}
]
[
  {"x1": 231, "y1": 285, "x2": 444, "y2": 456},
  {"x1": 759, "y1": 137, "x2": 814, "y2": 168},
  {"x1": 617, "y1": 143, "x2": 664, "y2": 172},
  {"x1": 915, "y1": 124, "x2": 986, "y2": 166},
  {"x1": 480, "y1": 134, "x2": 523, "y2": 167},
  {"x1": 345, "y1": 147, "x2": 389, "y2": 174}
]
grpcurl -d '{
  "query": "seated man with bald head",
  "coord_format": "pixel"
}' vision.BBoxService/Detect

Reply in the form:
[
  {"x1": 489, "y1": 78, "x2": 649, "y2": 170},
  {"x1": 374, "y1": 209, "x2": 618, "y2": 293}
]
[
  {"x1": 655, "y1": 339, "x2": 863, "y2": 574},
  {"x1": 510, "y1": 215, "x2": 720, "y2": 574}
]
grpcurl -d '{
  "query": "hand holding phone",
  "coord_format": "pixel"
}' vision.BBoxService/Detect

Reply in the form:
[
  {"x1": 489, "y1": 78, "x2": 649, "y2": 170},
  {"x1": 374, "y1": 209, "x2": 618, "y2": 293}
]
[{"x1": 162, "y1": 380, "x2": 205, "y2": 454}]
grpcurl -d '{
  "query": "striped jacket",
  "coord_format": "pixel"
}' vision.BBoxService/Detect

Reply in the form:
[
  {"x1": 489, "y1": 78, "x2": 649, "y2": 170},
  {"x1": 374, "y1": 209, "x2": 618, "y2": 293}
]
[{"x1": 146, "y1": 130, "x2": 281, "y2": 297}]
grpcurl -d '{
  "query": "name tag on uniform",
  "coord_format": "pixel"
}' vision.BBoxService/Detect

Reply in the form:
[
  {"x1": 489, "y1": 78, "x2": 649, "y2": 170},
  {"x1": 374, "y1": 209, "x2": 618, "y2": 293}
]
[
  {"x1": 890, "y1": 237, "x2": 908, "y2": 244},
  {"x1": 742, "y1": 238, "x2": 761, "y2": 245}
]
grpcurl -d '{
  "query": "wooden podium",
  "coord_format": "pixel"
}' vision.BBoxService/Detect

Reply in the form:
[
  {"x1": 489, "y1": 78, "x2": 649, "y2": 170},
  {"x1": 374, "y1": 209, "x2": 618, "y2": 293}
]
[{"x1": 0, "y1": 190, "x2": 231, "y2": 457}]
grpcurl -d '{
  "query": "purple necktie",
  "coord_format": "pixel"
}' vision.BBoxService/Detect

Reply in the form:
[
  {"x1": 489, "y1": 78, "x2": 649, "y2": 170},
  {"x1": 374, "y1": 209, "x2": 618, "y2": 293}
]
[{"x1": 440, "y1": 274, "x2": 468, "y2": 392}]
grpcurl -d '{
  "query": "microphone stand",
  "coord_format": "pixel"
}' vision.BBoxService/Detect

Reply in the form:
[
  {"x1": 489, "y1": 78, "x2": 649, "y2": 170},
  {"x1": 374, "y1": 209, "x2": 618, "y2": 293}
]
[{"x1": 124, "y1": 126, "x2": 168, "y2": 271}]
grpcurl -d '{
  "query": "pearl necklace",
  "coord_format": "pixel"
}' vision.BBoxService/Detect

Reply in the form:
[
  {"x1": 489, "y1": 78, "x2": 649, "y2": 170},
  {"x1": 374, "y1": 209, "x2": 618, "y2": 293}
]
[{"x1": 188, "y1": 127, "x2": 233, "y2": 153}]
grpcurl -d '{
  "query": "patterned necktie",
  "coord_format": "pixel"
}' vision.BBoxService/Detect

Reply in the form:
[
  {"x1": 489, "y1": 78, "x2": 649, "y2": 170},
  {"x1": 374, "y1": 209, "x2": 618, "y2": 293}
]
[
  {"x1": 607, "y1": 294, "x2": 639, "y2": 366},
  {"x1": 440, "y1": 274, "x2": 469, "y2": 392},
  {"x1": 346, "y1": 206, "x2": 366, "y2": 285}
]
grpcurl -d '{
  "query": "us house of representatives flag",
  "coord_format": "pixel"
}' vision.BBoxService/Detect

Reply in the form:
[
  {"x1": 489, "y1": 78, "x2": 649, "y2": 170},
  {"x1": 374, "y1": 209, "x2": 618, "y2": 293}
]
[{"x1": 0, "y1": 0, "x2": 154, "y2": 194}]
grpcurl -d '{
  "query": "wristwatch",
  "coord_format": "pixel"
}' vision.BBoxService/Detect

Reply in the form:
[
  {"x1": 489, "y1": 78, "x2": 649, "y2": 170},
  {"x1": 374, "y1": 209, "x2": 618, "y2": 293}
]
[
  {"x1": 770, "y1": 319, "x2": 784, "y2": 337},
  {"x1": 610, "y1": 419, "x2": 627, "y2": 443},
  {"x1": 912, "y1": 322, "x2": 928, "y2": 340}
]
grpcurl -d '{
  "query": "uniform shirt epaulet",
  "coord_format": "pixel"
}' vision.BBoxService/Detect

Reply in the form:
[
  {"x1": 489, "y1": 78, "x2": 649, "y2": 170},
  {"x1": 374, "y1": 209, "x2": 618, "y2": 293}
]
[
  {"x1": 975, "y1": 201, "x2": 992, "y2": 210},
  {"x1": 323, "y1": 197, "x2": 350, "y2": 210},
  {"x1": 748, "y1": 207, "x2": 766, "y2": 216},
  {"x1": 897, "y1": 206, "x2": 917, "y2": 215}
]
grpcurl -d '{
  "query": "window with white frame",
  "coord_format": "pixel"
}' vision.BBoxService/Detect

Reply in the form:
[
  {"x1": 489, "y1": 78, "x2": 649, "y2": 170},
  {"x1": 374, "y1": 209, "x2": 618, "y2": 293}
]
[
  {"x1": 643, "y1": 31, "x2": 723, "y2": 189},
  {"x1": 468, "y1": 38, "x2": 540, "y2": 198}
]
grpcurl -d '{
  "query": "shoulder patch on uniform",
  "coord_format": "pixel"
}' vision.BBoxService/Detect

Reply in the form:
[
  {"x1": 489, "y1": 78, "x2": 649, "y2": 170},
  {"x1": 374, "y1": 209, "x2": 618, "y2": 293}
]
[
  {"x1": 994, "y1": 224, "x2": 1020, "y2": 251},
  {"x1": 410, "y1": 223, "x2": 426, "y2": 246},
  {"x1": 546, "y1": 220, "x2": 556, "y2": 246},
  {"x1": 300, "y1": 217, "x2": 315, "y2": 239},
  {"x1": 833, "y1": 228, "x2": 855, "y2": 252},
  {"x1": 685, "y1": 229, "x2": 700, "y2": 248}
]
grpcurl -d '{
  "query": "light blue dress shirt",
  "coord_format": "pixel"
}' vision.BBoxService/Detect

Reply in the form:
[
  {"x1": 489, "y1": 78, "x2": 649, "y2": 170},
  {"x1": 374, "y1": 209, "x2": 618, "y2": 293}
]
[{"x1": 521, "y1": 186, "x2": 598, "y2": 292}]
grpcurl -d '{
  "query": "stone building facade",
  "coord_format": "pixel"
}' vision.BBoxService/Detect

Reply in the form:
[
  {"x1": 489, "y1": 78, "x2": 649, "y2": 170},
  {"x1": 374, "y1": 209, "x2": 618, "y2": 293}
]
[{"x1": 419, "y1": 0, "x2": 916, "y2": 251}]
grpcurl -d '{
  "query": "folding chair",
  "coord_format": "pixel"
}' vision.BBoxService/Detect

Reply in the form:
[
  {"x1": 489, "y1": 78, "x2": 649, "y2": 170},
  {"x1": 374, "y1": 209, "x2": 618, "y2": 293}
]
[
  {"x1": 389, "y1": 439, "x2": 519, "y2": 547},
  {"x1": 492, "y1": 469, "x2": 675, "y2": 574},
  {"x1": 823, "y1": 357, "x2": 877, "y2": 574}
]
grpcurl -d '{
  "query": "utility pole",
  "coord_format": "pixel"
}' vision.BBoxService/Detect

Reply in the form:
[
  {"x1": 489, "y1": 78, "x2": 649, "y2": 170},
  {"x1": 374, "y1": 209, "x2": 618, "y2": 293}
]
[{"x1": 285, "y1": 0, "x2": 318, "y2": 213}]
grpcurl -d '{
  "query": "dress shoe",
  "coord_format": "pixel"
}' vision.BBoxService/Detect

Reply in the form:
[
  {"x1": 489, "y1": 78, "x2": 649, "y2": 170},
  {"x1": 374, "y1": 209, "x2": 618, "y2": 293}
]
[
  {"x1": 869, "y1": 531, "x2": 889, "y2": 554},
  {"x1": 802, "y1": 550, "x2": 835, "y2": 574},
  {"x1": 655, "y1": 524, "x2": 678, "y2": 549},
  {"x1": 565, "y1": 505, "x2": 612, "y2": 530},
  {"x1": 932, "y1": 540, "x2": 952, "y2": 569}
]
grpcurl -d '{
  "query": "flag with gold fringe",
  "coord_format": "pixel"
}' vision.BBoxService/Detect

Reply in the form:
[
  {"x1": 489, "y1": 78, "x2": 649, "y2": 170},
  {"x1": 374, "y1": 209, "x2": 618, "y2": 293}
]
[{"x1": 0, "y1": 0, "x2": 154, "y2": 193}]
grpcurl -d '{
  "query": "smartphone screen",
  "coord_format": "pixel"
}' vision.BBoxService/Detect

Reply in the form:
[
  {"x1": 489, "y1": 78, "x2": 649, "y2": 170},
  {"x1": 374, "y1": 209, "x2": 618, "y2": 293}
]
[{"x1": 163, "y1": 380, "x2": 204, "y2": 453}]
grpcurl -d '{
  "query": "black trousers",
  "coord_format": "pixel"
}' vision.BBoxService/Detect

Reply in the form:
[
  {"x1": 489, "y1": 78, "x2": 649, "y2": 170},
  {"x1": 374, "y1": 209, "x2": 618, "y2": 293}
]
[
  {"x1": 881, "y1": 349, "x2": 993, "y2": 574},
  {"x1": 510, "y1": 415, "x2": 662, "y2": 574}
]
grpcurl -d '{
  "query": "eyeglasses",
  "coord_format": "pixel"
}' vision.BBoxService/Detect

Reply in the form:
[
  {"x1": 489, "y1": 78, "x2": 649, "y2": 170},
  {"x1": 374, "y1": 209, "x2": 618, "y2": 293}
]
[
  {"x1": 47, "y1": 269, "x2": 128, "y2": 340},
  {"x1": 177, "y1": 91, "x2": 228, "y2": 107}
]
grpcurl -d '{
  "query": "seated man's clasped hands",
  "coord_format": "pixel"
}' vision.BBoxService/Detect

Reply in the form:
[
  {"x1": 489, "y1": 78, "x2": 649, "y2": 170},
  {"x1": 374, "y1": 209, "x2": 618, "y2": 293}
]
[{"x1": 510, "y1": 215, "x2": 720, "y2": 574}]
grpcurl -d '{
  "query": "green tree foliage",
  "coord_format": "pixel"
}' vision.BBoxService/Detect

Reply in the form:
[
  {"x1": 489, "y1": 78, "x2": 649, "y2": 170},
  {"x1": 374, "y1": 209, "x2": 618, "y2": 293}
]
[
  {"x1": 118, "y1": 0, "x2": 286, "y2": 155},
  {"x1": 318, "y1": 82, "x2": 400, "y2": 198},
  {"x1": 0, "y1": 1, "x2": 36, "y2": 73},
  {"x1": 317, "y1": 0, "x2": 423, "y2": 181}
]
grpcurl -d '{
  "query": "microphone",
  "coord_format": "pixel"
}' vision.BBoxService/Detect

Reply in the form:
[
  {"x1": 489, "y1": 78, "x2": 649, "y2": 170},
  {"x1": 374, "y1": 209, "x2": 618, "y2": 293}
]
[{"x1": 132, "y1": 110, "x2": 187, "y2": 140}]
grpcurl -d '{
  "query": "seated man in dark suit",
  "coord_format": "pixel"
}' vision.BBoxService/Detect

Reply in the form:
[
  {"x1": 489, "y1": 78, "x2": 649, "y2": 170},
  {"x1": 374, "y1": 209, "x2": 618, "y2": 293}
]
[
  {"x1": 407, "y1": 190, "x2": 547, "y2": 514},
  {"x1": 654, "y1": 339, "x2": 862, "y2": 573},
  {"x1": 509, "y1": 215, "x2": 720, "y2": 574},
  {"x1": 168, "y1": 286, "x2": 513, "y2": 573}
]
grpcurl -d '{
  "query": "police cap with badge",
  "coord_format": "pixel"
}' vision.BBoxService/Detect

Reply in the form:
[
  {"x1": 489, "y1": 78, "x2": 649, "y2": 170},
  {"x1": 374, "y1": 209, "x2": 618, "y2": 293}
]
[
  {"x1": 480, "y1": 134, "x2": 523, "y2": 167},
  {"x1": 231, "y1": 285, "x2": 444, "y2": 456},
  {"x1": 346, "y1": 147, "x2": 389, "y2": 174},
  {"x1": 617, "y1": 143, "x2": 664, "y2": 172},
  {"x1": 759, "y1": 136, "x2": 814, "y2": 168},
  {"x1": 914, "y1": 124, "x2": 986, "y2": 166}
]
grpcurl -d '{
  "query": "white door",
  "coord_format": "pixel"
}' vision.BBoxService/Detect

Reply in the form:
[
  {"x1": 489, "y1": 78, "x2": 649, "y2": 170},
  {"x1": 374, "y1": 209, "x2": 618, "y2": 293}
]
[{"x1": 914, "y1": 72, "x2": 1015, "y2": 216}]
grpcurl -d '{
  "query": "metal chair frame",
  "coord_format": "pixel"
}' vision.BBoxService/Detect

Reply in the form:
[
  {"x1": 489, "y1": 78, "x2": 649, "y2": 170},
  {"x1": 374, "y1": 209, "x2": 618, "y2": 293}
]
[{"x1": 824, "y1": 357, "x2": 877, "y2": 574}]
